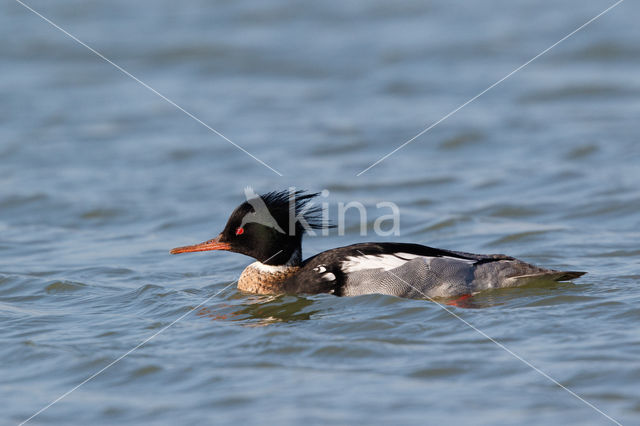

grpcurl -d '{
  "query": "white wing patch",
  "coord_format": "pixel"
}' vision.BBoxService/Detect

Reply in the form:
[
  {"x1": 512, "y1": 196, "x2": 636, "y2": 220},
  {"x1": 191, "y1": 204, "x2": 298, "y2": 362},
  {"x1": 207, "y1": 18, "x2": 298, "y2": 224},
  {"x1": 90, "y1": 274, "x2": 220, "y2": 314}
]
[
  {"x1": 341, "y1": 252, "x2": 419, "y2": 273},
  {"x1": 341, "y1": 252, "x2": 475, "y2": 273}
]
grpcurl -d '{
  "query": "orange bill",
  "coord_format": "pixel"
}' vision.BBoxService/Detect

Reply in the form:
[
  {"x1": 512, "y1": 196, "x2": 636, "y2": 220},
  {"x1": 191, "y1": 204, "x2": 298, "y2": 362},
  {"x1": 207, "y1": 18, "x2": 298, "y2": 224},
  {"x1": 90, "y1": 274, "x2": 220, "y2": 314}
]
[{"x1": 170, "y1": 235, "x2": 230, "y2": 254}]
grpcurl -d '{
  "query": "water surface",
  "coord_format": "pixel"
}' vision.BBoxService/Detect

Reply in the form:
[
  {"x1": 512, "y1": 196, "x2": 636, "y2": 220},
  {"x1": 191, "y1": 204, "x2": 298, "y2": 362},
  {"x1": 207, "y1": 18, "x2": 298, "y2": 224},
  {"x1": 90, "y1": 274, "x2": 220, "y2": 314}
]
[{"x1": 1, "y1": 0, "x2": 639, "y2": 424}]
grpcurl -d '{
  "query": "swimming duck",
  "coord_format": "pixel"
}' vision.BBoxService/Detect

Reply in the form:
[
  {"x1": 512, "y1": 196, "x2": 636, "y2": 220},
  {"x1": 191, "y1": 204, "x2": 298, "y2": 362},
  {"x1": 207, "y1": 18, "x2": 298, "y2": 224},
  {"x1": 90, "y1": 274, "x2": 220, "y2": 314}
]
[{"x1": 170, "y1": 190, "x2": 585, "y2": 299}]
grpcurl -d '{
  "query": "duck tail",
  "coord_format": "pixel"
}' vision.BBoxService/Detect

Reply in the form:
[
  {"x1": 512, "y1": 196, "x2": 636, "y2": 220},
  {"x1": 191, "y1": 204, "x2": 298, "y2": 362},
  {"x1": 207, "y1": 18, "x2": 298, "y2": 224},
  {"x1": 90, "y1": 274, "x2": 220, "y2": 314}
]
[
  {"x1": 508, "y1": 270, "x2": 586, "y2": 286},
  {"x1": 553, "y1": 271, "x2": 587, "y2": 281}
]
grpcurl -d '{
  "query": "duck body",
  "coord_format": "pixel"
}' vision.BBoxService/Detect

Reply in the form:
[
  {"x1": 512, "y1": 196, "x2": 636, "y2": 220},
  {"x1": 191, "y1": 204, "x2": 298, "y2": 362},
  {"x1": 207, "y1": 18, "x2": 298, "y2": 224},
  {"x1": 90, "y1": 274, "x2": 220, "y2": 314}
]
[
  {"x1": 238, "y1": 242, "x2": 585, "y2": 299},
  {"x1": 171, "y1": 190, "x2": 585, "y2": 300}
]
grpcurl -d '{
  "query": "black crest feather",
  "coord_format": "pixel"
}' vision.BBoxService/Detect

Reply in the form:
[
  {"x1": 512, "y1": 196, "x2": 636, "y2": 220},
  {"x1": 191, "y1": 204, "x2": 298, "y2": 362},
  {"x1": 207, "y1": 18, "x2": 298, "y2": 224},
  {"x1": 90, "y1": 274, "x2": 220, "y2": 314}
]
[{"x1": 254, "y1": 189, "x2": 333, "y2": 234}]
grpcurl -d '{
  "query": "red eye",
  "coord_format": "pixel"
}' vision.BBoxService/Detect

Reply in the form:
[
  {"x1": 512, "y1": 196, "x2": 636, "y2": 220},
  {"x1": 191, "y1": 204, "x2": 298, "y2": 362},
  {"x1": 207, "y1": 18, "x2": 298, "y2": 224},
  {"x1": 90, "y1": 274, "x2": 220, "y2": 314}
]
[{"x1": 235, "y1": 227, "x2": 244, "y2": 235}]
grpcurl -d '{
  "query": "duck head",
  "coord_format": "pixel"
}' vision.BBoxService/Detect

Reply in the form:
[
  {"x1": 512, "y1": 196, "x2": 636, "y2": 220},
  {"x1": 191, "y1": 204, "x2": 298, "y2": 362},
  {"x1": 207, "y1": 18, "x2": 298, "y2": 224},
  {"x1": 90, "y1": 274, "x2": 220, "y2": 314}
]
[{"x1": 170, "y1": 189, "x2": 328, "y2": 266}]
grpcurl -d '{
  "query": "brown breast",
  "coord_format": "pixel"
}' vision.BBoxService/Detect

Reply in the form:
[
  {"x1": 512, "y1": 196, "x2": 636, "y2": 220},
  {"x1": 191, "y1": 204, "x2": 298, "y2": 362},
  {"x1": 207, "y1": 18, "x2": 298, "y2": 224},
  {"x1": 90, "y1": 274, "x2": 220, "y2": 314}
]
[{"x1": 237, "y1": 263, "x2": 300, "y2": 294}]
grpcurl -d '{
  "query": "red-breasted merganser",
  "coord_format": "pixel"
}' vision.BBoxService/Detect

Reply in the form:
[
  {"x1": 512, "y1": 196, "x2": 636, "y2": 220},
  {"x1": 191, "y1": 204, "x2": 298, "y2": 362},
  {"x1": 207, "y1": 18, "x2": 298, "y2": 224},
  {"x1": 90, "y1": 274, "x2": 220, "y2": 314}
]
[{"x1": 170, "y1": 190, "x2": 585, "y2": 299}]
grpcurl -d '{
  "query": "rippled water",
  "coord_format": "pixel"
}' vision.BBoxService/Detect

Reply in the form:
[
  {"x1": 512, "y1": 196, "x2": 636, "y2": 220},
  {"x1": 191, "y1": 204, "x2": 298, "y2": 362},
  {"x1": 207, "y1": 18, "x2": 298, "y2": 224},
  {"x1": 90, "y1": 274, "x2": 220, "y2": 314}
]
[{"x1": 2, "y1": 0, "x2": 639, "y2": 424}]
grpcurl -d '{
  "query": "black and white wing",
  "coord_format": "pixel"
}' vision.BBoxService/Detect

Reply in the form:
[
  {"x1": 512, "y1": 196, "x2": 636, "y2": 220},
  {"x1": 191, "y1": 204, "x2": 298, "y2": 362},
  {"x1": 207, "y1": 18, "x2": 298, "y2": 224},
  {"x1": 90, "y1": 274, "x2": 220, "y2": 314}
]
[
  {"x1": 296, "y1": 242, "x2": 485, "y2": 297},
  {"x1": 339, "y1": 250, "x2": 477, "y2": 298},
  {"x1": 292, "y1": 242, "x2": 581, "y2": 299}
]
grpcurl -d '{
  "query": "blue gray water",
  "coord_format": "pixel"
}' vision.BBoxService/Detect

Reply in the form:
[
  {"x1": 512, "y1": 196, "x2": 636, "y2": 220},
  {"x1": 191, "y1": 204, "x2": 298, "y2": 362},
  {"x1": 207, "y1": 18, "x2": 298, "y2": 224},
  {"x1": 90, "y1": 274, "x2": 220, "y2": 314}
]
[{"x1": 2, "y1": 0, "x2": 639, "y2": 424}]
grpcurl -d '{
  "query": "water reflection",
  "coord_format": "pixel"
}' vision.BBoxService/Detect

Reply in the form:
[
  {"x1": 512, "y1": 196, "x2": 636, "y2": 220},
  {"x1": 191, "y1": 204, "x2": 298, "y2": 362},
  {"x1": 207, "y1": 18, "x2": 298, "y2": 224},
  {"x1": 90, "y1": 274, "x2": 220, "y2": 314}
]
[{"x1": 197, "y1": 294, "x2": 319, "y2": 326}]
